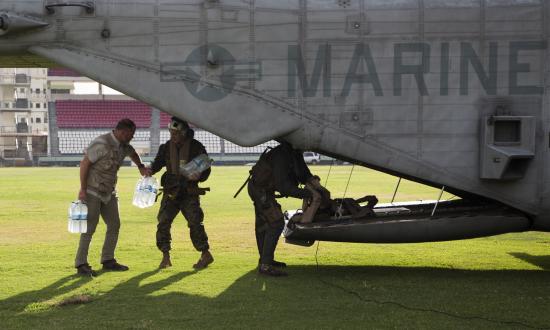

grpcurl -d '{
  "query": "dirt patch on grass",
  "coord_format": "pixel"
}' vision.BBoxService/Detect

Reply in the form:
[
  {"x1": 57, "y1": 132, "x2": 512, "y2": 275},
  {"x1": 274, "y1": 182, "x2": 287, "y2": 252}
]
[{"x1": 56, "y1": 294, "x2": 93, "y2": 307}]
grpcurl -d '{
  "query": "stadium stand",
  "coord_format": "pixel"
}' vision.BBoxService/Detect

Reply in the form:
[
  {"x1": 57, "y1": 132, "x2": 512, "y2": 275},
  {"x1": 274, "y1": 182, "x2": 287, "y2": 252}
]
[
  {"x1": 224, "y1": 140, "x2": 279, "y2": 154},
  {"x1": 48, "y1": 68, "x2": 82, "y2": 77},
  {"x1": 160, "y1": 112, "x2": 172, "y2": 128},
  {"x1": 56, "y1": 100, "x2": 151, "y2": 128},
  {"x1": 51, "y1": 99, "x2": 279, "y2": 161},
  {"x1": 159, "y1": 130, "x2": 277, "y2": 154},
  {"x1": 58, "y1": 129, "x2": 150, "y2": 155},
  {"x1": 159, "y1": 130, "x2": 221, "y2": 154}
]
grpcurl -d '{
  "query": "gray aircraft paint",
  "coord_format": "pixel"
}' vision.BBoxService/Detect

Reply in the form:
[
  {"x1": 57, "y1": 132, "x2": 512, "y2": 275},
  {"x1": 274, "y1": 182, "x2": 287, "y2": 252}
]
[{"x1": 1, "y1": 0, "x2": 549, "y2": 233}]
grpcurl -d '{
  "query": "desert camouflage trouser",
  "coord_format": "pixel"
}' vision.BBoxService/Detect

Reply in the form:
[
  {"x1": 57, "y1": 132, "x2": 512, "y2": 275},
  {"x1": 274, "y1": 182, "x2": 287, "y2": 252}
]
[
  {"x1": 156, "y1": 194, "x2": 210, "y2": 253},
  {"x1": 75, "y1": 193, "x2": 120, "y2": 267}
]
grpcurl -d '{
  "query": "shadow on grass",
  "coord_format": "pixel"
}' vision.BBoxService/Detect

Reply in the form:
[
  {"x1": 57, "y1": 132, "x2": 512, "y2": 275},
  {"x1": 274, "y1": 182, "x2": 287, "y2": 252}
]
[
  {"x1": 509, "y1": 252, "x2": 550, "y2": 271},
  {"x1": 0, "y1": 275, "x2": 92, "y2": 313},
  {"x1": 1, "y1": 265, "x2": 550, "y2": 328}
]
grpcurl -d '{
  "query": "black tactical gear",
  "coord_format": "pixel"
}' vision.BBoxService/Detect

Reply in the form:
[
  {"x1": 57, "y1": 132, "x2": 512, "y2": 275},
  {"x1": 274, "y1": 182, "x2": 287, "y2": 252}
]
[
  {"x1": 150, "y1": 132, "x2": 211, "y2": 253},
  {"x1": 248, "y1": 142, "x2": 314, "y2": 267}
]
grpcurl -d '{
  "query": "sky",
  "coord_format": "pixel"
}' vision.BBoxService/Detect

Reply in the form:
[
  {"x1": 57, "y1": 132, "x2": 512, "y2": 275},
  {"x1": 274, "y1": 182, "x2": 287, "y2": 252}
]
[{"x1": 73, "y1": 82, "x2": 123, "y2": 95}]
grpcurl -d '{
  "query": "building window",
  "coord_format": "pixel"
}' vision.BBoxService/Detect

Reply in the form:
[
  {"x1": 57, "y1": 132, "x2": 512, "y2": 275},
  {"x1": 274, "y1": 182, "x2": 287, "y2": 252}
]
[
  {"x1": 43, "y1": 89, "x2": 46, "y2": 94},
  {"x1": 30, "y1": 118, "x2": 33, "y2": 123},
  {"x1": 3, "y1": 103, "x2": 9, "y2": 108},
  {"x1": 36, "y1": 118, "x2": 41, "y2": 124},
  {"x1": 35, "y1": 88, "x2": 40, "y2": 94},
  {"x1": 15, "y1": 74, "x2": 28, "y2": 84},
  {"x1": 44, "y1": 115, "x2": 48, "y2": 124},
  {"x1": 44, "y1": 103, "x2": 47, "y2": 109},
  {"x1": 19, "y1": 88, "x2": 25, "y2": 93},
  {"x1": 30, "y1": 103, "x2": 33, "y2": 108},
  {"x1": 36, "y1": 103, "x2": 41, "y2": 109},
  {"x1": 15, "y1": 99, "x2": 29, "y2": 109}
]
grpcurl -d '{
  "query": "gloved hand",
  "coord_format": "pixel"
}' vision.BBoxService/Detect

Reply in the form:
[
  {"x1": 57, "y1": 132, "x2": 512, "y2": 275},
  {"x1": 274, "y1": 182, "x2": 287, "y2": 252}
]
[
  {"x1": 307, "y1": 175, "x2": 322, "y2": 189},
  {"x1": 306, "y1": 176, "x2": 331, "y2": 208}
]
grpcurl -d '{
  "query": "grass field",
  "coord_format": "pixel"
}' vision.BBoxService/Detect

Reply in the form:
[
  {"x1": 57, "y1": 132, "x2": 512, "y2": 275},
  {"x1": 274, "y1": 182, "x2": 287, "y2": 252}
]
[{"x1": 0, "y1": 166, "x2": 549, "y2": 329}]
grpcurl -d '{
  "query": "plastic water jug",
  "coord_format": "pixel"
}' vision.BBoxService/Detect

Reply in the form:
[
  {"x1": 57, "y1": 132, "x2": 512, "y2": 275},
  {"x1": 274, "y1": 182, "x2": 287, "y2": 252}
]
[
  {"x1": 180, "y1": 154, "x2": 213, "y2": 179},
  {"x1": 133, "y1": 176, "x2": 159, "y2": 208},
  {"x1": 68, "y1": 200, "x2": 88, "y2": 233}
]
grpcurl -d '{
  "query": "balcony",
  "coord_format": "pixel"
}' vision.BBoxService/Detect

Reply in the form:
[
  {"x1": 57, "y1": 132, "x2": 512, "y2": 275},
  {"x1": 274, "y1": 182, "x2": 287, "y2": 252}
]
[
  {"x1": 15, "y1": 74, "x2": 30, "y2": 84},
  {"x1": 14, "y1": 99, "x2": 29, "y2": 109},
  {"x1": 0, "y1": 126, "x2": 18, "y2": 134},
  {"x1": 0, "y1": 75, "x2": 15, "y2": 85},
  {"x1": 0, "y1": 74, "x2": 30, "y2": 85},
  {"x1": 0, "y1": 125, "x2": 47, "y2": 136},
  {"x1": 0, "y1": 99, "x2": 32, "y2": 112}
]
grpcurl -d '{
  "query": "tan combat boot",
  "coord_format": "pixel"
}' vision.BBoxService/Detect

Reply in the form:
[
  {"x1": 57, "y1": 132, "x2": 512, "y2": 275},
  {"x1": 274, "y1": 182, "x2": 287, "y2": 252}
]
[
  {"x1": 193, "y1": 250, "x2": 214, "y2": 270},
  {"x1": 159, "y1": 251, "x2": 172, "y2": 269}
]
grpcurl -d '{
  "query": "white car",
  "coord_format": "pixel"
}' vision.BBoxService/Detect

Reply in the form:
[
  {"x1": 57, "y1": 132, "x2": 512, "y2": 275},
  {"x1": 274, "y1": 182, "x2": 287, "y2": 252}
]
[{"x1": 303, "y1": 152, "x2": 320, "y2": 164}]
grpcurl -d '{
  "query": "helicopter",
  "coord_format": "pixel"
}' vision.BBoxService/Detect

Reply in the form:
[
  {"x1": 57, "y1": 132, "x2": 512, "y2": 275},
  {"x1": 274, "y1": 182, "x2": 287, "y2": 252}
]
[{"x1": 0, "y1": 0, "x2": 548, "y2": 245}]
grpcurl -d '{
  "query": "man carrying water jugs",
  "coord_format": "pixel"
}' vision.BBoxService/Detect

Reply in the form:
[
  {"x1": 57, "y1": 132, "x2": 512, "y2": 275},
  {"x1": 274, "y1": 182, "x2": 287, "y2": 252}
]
[
  {"x1": 75, "y1": 118, "x2": 151, "y2": 276},
  {"x1": 148, "y1": 117, "x2": 214, "y2": 270}
]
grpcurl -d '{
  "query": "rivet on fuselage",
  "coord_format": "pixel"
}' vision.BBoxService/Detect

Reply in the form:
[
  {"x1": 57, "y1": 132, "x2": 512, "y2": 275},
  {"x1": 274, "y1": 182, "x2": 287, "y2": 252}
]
[{"x1": 101, "y1": 29, "x2": 111, "y2": 39}]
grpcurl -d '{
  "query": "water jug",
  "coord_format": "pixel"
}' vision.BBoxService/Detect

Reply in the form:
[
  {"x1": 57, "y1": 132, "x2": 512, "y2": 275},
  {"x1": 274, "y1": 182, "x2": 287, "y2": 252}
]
[
  {"x1": 68, "y1": 200, "x2": 88, "y2": 233},
  {"x1": 180, "y1": 154, "x2": 213, "y2": 179},
  {"x1": 133, "y1": 176, "x2": 159, "y2": 208}
]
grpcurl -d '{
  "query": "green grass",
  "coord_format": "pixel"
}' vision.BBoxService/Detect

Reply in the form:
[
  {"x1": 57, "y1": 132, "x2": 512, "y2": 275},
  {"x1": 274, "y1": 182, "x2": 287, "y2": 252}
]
[{"x1": 0, "y1": 166, "x2": 549, "y2": 329}]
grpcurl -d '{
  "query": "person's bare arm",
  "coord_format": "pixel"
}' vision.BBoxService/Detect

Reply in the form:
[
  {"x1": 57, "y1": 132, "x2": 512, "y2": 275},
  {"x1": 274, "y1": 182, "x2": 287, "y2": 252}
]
[
  {"x1": 129, "y1": 151, "x2": 151, "y2": 177},
  {"x1": 78, "y1": 156, "x2": 92, "y2": 200}
]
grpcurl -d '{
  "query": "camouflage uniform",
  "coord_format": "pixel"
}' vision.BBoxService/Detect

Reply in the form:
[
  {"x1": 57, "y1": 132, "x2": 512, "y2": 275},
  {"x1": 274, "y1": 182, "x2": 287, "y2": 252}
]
[{"x1": 150, "y1": 134, "x2": 211, "y2": 253}]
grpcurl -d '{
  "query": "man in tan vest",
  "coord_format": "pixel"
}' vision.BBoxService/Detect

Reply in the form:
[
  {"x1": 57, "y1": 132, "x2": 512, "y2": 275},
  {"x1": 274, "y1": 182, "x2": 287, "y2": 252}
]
[{"x1": 75, "y1": 118, "x2": 150, "y2": 276}]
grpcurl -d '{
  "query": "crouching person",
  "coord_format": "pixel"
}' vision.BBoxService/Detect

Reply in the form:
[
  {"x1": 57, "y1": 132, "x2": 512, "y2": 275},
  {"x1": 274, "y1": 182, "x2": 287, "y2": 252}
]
[
  {"x1": 149, "y1": 117, "x2": 213, "y2": 270},
  {"x1": 247, "y1": 141, "x2": 329, "y2": 277}
]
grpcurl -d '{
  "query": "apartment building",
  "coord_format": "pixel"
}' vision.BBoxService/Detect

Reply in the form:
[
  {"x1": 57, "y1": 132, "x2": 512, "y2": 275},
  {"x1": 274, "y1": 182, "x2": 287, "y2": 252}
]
[{"x1": 0, "y1": 68, "x2": 49, "y2": 162}]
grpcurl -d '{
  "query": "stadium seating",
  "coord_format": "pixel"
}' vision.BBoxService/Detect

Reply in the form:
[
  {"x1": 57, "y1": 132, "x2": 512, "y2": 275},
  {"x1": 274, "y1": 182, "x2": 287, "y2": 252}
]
[
  {"x1": 53, "y1": 100, "x2": 278, "y2": 156},
  {"x1": 224, "y1": 140, "x2": 279, "y2": 154},
  {"x1": 160, "y1": 112, "x2": 172, "y2": 128},
  {"x1": 58, "y1": 129, "x2": 150, "y2": 154},
  {"x1": 159, "y1": 130, "x2": 277, "y2": 154},
  {"x1": 56, "y1": 100, "x2": 152, "y2": 128},
  {"x1": 159, "y1": 130, "x2": 221, "y2": 154},
  {"x1": 48, "y1": 68, "x2": 82, "y2": 77}
]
